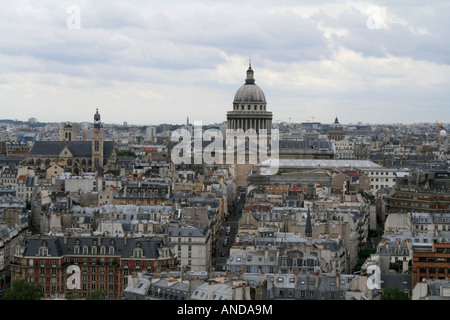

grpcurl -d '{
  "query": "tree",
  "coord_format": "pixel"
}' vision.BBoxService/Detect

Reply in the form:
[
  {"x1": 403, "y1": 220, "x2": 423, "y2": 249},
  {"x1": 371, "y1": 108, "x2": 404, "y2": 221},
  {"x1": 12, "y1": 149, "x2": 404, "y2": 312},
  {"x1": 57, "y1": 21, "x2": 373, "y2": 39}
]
[
  {"x1": 380, "y1": 287, "x2": 408, "y2": 300},
  {"x1": 353, "y1": 248, "x2": 376, "y2": 273},
  {"x1": 86, "y1": 289, "x2": 106, "y2": 300},
  {"x1": 4, "y1": 279, "x2": 43, "y2": 300}
]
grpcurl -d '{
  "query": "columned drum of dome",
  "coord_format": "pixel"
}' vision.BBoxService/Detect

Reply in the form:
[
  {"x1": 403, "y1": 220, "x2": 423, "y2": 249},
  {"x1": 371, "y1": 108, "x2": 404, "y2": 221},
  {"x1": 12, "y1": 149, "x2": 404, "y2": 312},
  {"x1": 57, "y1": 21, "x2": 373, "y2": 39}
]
[{"x1": 227, "y1": 64, "x2": 273, "y2": 135}]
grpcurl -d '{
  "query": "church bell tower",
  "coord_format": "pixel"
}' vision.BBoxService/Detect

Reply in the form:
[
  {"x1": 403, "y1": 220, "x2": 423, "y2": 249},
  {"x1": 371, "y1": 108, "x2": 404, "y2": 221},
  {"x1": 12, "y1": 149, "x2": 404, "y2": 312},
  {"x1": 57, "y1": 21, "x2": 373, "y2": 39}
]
[{"x1": 92, "y1": 108, "x2": 104, "y2": 171}]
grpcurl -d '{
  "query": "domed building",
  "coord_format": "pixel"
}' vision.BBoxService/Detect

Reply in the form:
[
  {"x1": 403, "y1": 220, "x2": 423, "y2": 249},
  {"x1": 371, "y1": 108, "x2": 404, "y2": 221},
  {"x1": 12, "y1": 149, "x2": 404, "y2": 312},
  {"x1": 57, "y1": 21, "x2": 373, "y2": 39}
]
[
  {"x1": 225, "y1": 64, "x2": 274, "y2": 186},
  {"x1": 327, "y1": 117, "x2": 345, "y2": 141},
  {"x1": 227, "y1": 63, "x2": 272, "y2": 134},
  {"x1": 225, "y1": 64, "x2": 334, "y2": 186}
]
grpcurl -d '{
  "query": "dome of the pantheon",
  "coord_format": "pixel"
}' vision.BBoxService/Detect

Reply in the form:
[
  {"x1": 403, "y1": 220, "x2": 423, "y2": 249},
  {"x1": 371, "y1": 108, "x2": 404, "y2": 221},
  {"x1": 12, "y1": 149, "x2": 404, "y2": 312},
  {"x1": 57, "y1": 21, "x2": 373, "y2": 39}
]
[{"x1": 233, "y1": 64, "x2": 266, "y2": 104}]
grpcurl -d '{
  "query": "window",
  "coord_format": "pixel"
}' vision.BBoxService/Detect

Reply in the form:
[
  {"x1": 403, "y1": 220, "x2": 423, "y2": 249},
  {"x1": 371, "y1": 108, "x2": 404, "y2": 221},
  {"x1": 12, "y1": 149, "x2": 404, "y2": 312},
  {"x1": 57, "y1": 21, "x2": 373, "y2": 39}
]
[{"x1": 133, "y1": 248, "x2": 143, "y2": 258}]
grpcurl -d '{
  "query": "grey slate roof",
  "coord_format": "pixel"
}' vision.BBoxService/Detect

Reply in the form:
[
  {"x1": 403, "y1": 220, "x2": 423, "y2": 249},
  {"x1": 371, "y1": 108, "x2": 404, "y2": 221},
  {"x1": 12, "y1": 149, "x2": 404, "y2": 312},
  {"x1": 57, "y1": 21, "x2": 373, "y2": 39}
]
[
  {"x1": 29, "y1": 141, "x2": 115, "y2": 157},
  {"x1": 21, "y1": 234, "x2": 170, "y2": 259},
  {"x1": 380, "y1": 273, "x2": 412, "y2": 292},
  {"x1": 168, "y1": 226, "x2": 206, "y2": 237},
  {"x1": 279, "y1": 140, "x2": 333, "y2": 150},
  {"x1": 266, "y1": 273, "x2": 354, "y2": 300},
  {"x1": 147, "y1": 278, "x2": 189, "y2": 300}
]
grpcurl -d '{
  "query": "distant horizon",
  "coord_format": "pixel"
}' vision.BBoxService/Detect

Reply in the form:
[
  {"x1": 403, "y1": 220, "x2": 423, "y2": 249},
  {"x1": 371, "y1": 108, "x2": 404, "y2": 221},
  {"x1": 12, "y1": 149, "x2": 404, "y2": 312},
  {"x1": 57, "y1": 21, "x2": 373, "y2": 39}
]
[{"x1": 0, "y1": 116, "x2": 447, "y2": 128}]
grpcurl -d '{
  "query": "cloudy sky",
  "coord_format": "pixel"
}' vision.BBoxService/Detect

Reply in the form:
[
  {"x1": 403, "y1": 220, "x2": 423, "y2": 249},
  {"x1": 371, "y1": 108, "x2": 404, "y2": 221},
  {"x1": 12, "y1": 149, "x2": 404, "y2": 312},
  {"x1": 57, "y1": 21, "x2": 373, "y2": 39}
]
[{"x1": 0, "y1": 1, "x2": 449, "y2": 126}]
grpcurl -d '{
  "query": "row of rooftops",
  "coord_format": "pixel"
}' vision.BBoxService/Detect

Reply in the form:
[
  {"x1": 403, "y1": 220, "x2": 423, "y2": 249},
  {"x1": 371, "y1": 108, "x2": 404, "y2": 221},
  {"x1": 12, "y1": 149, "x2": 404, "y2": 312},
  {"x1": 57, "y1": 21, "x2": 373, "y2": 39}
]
[
  {"x1": 17, "y1": 234, "x2": 173, "y2": 259},
  {"x1": 125, "y1": 270, "x2": 414, "y2": 300}
]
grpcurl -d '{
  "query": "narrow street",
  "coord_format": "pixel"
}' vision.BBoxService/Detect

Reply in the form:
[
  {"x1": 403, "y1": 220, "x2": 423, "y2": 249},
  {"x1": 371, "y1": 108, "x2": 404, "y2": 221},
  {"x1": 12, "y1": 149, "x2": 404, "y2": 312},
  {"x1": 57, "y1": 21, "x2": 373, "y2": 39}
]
[{"x1": 211, "y1": 189, "x2": 245, "y2": 271}]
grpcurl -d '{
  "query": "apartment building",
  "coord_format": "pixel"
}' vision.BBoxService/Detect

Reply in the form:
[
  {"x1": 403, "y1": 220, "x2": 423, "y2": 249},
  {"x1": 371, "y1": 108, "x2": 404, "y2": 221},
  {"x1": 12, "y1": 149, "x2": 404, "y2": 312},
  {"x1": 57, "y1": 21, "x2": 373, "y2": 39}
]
[
  {"x1": 0, "y1": 167, "x2": 17, "y2": 188},
  {"x1": 265, "y1": 272, "x2": 356, "y2": 300},
  {"x1": 114, "y1": 178, "x2": 171, "y2": 206},
  {"x1": 386, "y1": 170, "x2": 450, "y2": 213},
  {"x1": 412, "y1": 243, "x2": 450, "y2": 286},
  {"x1": 166, "y1": 225, "x2": 211, "y2": 272},
  {"x1": 361, "y1": 168, "x2": 399, "y2": 195},
  {"x1": 333, "y1": 140, "x2": 355, "y2": 159},
  {"x1": 10, "y1": 234, "x2": 178, "y2": 299}
]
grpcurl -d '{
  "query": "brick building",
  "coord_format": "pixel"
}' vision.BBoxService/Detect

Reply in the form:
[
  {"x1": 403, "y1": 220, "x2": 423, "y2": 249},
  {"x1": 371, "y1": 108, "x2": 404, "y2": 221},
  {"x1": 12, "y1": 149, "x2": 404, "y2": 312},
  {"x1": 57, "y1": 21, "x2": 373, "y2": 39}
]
[
  {"x1": 412, "y1": 243, "x2": 450, "y2": 286},
  {"x1": 10, "y1": 234, "x2": 178, "y2": 299}
]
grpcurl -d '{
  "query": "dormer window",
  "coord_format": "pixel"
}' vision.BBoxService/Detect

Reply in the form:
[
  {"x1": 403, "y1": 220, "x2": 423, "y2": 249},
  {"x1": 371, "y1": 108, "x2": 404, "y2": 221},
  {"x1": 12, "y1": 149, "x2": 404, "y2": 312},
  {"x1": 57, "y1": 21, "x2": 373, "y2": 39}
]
[
  {"x1": 39, "y1": 240, "x2": 49, "y2": 256},
  {"x1": 133, "y1": 248, "x2": 144, "y2": 258}
]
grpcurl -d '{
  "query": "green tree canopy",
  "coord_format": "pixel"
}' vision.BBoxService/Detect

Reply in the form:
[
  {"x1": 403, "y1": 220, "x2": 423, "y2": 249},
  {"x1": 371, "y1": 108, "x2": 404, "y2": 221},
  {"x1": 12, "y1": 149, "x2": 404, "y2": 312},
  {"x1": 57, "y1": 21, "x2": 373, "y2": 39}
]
[
  {"x1": 380, "y1": 287, "x2": 408, "y2": 300},
  {"x1": 4, "y1": 279, "x2": 43, "y2": 300},
  {"x1": 86, "y1": 289, "x2": 106, "y2": 300}
]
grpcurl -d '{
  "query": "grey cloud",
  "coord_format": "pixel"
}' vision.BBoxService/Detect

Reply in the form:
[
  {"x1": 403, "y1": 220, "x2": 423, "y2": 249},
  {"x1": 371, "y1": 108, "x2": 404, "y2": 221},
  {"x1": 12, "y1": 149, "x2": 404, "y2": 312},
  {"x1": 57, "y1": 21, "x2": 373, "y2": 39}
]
[{"x1": 312, "y1": 5, "x2": 450, "y2": 65}]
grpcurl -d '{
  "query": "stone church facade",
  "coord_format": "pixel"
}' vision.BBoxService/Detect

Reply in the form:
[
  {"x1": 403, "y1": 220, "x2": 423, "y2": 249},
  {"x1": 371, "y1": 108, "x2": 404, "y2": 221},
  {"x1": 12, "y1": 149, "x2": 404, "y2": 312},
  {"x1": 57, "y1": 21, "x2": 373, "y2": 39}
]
[{"x1": 23, "y1": 109, "x2": 116, "y2": 175}]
